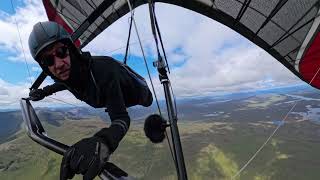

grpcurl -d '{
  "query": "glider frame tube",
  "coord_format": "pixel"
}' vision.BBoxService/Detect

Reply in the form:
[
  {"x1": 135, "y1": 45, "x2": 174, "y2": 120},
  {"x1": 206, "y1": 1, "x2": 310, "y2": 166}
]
[
  {"x1": 162, "y1": 81, "x2": 188, "y2": 180},
  {"x1": 155, "y1": 61, "x2": 188, "y2": 179},
  {"x1": 20, "y1": 98, "x2": 131, "y2": 180}
]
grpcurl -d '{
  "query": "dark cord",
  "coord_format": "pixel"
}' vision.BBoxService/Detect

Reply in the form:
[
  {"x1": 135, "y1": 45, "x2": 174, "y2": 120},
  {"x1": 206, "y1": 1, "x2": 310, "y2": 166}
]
[
  {"x1": 147, "y1": 0, "x2": 178, "y2": 172},
  {"x1": 124, "y1": 15, "x2": 134, "y2": 64}
]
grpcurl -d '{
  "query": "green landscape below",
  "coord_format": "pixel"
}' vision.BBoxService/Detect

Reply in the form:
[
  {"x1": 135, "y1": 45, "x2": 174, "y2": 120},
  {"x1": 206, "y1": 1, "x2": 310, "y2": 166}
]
[
  {"x1": 1, "y1": 118, "x2": 320, "y2": 180},
  {"x1": 1, "y1": 92, "x2": 320, "y2": 180}
]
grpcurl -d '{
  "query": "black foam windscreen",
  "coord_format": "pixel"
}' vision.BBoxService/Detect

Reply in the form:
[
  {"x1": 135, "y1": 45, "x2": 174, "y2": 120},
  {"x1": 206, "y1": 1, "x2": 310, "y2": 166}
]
[{"x1": 144, "y1": 114, "x2": 167, "y2": 143}]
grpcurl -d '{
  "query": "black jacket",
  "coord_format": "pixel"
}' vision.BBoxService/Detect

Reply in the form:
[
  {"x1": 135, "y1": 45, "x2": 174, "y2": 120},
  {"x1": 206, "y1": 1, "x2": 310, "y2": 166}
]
[{"x1": 43, "y1": 52, "x2": 153, "y2": 152}]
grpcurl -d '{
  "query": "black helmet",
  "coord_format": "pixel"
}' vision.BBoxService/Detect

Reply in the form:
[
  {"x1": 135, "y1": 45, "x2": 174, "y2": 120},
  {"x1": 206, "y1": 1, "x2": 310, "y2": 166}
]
[{"x1": 28, "y1": 21, "x2": 73, "y2": 60}]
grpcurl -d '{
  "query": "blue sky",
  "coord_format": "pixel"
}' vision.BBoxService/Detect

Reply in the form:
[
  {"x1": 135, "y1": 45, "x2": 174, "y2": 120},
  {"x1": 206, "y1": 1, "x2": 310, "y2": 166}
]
[
  {"x1": 0, "y1": 0, "x2": 157, "y2": 84},
  {"x1": 0, "y1": 0, "x2": 40, "y2": 85},
  {"x1": 0, "y1": 0, "x2": 308, "y2": 109},
  {"x1": 0, "y1": 0, "x2": 16, "y2": 14}
]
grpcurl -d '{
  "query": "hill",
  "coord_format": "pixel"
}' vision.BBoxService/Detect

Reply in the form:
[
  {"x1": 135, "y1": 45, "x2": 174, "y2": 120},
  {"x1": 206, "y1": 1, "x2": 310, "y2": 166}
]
[{"x1": 1, "y1": 86, "x2": 320, "y2": 179}]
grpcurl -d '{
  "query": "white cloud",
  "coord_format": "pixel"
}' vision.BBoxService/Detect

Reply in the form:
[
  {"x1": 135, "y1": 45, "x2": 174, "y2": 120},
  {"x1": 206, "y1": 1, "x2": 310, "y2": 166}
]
[
  {"x1": 83, "y1": 5, "x2": 154, "y2": 58},
  {"x1": 167, "y1": 44, "x2": 301, "y2": 97},
  {"x1": 0, "y1": 78, "x2": 85, "y2": 109},
  {"x1": 0, "y1": 0, "x2": 47, "y2": 63},
  {"x1": 31, "y1": 66, "x2": 42, "y2": 72},
  {"x1": 0, "y1": 78, "x2": 29, "y2": 108},
  {"x1": 0, "y1": 2, "x2": 306, "y2": 108},
  {"x1": 0, "y1": 87, "x2": 9, "y2": 96},
  {"x1": 86, "y1": 3, "x2": 302, "y2": 98}
]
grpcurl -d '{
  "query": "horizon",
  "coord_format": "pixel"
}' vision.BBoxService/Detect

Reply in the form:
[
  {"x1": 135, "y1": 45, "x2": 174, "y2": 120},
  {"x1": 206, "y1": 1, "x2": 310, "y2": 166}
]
[
  {"x1": 1, "y1": 83, "x2": 315, "y2": 111},
  {"x1": 0, "y1": 0, "x2": 316, "y2": 109},
  {"x1": 1, "y1": 2, "x2": 320, "y2": 179}
]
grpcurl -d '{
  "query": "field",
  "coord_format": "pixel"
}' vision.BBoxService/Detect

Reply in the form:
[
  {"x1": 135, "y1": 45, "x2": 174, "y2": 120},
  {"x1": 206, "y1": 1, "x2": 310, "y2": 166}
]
[
  {"x1": 0, "y1": 116, "x2": 320, "y2": 180},
  {"x1": 1, "y1": 91, "x2": 320, "y2": 180}
]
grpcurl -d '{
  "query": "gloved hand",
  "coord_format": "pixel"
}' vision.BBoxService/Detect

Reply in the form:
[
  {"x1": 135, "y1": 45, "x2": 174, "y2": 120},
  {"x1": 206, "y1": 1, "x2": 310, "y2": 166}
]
[
  {"x1": 29, "y1": 89, "x2": 47, "y2": 101},
  {"x1": 60, "y1": 136, "x2": 110, "y2": 180}
]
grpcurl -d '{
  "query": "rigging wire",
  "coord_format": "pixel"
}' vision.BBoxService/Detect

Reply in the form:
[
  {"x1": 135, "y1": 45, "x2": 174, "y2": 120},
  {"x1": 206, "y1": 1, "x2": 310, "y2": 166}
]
[
  {"x1": 147, "y1": 1, "x2": 178, "y2": 117},
  {"x1": 148, "y1": 0, "x2": 184, "y2": 172},
  {"x1": 123, "y1": 7, "x2": 162, "y2": 174},
  {"x1": 125, "y1": 0, "x2": 179, "y2": 171},
  {"x1": 166, "y1": 81, "x2": 180, "y2": 171},
  {"x1": 17, "y1": 0, "x2": 178, "y2": 173},
  {"x1": 125, "y1": 0, "x2": 162, "y2": 117},
  {"x1": 48, "y1": 96, "x2": 79, "y2": 107},
  {"x1": 13, "y1": 0, "x2": 152, "y2": 109},
  {"x1": 105, "y1": 37, "x2": 152, "y2": 55},
  {"x1": 147, "y1": 0, "x2": 184, "y2": 174},
  {"x1": 148, "y1": 2, "x2": 170, "y2": 73},
  {"x1": 10, "y1": 0, "x2": 32, "y2": 87},
  {"x1": 169, "y1": 81, "x2": 179, "y2": 120},
  {"x1": 11, "y1": 0, "x2": 79, "y2": 108},
  {"x1": 10, "y1": 0, "x2": 79, "y2": 108},
  {"x1": 124, "y1": 10, "x2": 134, "y2": 64},
  {"x1": 231, "y1": 65, "x2": 320, "y2": 179},
  {"x1": 147, "y1": 1, "x2": 161, "y2": 58},
  {"x1": 147, "y1": 0, "x2": 180, "y2": 159},
  {"x1": 165, "y1": 130, "x2": 176, "y2": 162}
]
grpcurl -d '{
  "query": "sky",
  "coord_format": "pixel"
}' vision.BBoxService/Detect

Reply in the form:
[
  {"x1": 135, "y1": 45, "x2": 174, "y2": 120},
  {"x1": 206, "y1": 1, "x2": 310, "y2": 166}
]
[{"x1": 0, "y1": 0, "x2": 310, "y2": 109}]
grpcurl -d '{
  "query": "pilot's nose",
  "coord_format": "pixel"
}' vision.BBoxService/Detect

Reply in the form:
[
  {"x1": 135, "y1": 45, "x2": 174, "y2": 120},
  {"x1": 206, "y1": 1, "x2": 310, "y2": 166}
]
[{"x1": 54, "y1": 56, "x2": 64, "y2": 68}]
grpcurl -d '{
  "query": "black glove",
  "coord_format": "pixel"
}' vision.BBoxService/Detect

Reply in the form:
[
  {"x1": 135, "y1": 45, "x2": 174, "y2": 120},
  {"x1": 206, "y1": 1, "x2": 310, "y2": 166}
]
[
  {"x1": 60, "y1": 136, "x2": 110, "y2": 180},
  {"x1": 29, "y1": 89, "x2": 47, "y2": 101}
]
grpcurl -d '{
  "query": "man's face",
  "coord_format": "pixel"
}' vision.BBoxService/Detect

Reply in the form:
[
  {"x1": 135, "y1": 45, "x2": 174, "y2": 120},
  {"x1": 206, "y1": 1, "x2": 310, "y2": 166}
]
[{"x1": 40, "y1": 42, "x2": 71, "y2": 81}]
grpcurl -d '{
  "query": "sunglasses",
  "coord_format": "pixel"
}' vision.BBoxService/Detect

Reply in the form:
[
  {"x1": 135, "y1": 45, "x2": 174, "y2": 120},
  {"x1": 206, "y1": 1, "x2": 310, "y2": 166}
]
[{"x1": 40, "y1": 46, "x2": 69, "y2": 67}]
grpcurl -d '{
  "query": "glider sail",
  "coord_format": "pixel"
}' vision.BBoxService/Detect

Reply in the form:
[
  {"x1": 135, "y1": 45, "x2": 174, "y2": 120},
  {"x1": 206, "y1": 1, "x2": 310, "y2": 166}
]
[
  {"x1": 40, "y1": 0, "x2": 320, "y2": 88},
  {"x1": 23, "y1": 1, "x2": 320, "y2": 179}
]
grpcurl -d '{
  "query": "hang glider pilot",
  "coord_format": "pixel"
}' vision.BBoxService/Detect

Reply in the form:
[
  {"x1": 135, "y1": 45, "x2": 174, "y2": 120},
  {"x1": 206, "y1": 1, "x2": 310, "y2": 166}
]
[{"x1": 28, "y1": 21, "x2": 153, "y2": 180}]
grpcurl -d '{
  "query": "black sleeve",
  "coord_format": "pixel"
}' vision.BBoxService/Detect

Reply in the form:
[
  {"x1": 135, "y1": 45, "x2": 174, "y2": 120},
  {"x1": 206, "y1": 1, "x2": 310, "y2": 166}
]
[
  {"x1": 42, "y1": 82, "x2": 67, "y2": 96},
  {"x1": 94, "y1": 70, "x2": 131, "y2": 153}
]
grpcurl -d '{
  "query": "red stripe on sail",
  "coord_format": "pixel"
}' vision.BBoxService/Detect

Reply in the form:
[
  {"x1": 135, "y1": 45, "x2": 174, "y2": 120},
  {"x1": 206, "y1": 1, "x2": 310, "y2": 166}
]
[
  {"x1": 42, "y1": 0, "x2": 81, "y2": 47},
  {"x1": 299, "y1": 31, "x2": 320, "y2": 88}
]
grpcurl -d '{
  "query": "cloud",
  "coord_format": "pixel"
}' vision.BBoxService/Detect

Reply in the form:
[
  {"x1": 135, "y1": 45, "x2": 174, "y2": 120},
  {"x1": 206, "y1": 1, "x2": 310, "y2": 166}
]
[
  {"x1": 0, "y1": 0, "x2": 47, "y2": 63},
  {"x1": 83, "y1": 5, "x2": 154, "y2": 57},
  {"x1": 0, "y1": 1, "x2": 305, "y2": 108},
  {"x1": 0, "y1": 87, "x2": 9, "y2": 96},
  {"x1": 0, "y1": 78, "x2": 29, "y2": 108},
  {"x1": 31, "y1": 66, "x2": 42, "y2": 72},
  {"x1": 0, "y1": 77, "x2": 86, "y2": 109},
  {"x1": 34, "y1": 90, "x2": 85, "y2": 108},
  {"x1": 86, "y1": 3, "x2": 302, "y2": 98},
  {"x1": 168, "y1": 45, "x2": 301, "y2": 97}
]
